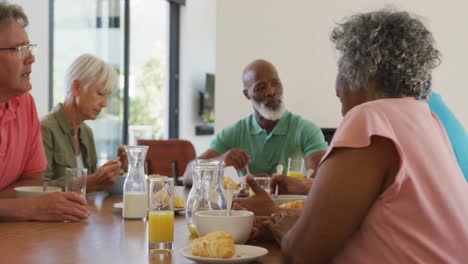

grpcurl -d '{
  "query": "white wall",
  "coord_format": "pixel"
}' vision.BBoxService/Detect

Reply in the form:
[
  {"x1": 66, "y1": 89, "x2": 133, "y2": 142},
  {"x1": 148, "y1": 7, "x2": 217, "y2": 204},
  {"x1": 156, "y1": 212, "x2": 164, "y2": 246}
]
[
  {"x1": 11, "y1": 0, "x2": 50, "y2": 117},
  {"x1": 179, "y1": 0, "x2": 216, "y2": 155},
  {"x1": 216, "y1": 0, "x2": 468, "y2": 130}
]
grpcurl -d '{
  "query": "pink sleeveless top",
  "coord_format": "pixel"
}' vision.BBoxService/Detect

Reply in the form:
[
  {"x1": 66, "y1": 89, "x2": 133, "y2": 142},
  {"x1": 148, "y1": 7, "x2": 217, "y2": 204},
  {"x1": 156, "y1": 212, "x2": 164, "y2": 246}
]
[{"x1": 321, "y1": 98, "x2": 468, "y2": 263}]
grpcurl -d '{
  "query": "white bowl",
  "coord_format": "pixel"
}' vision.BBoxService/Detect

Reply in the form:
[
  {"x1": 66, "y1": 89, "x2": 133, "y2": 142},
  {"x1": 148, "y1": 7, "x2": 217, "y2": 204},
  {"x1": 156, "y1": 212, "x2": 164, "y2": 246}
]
[
  {"x1": 195, "y1": 210, "x2": 254, "y2": 244},
  {"x1": 15, "y1": 186, "x2": 62, "y2": 198},
  {"x1": 106, "y1": 174, "x2": 126, "y2": 195},
  {"x1": 272, "y1": 195, "x2": 307, "y2": 206}
]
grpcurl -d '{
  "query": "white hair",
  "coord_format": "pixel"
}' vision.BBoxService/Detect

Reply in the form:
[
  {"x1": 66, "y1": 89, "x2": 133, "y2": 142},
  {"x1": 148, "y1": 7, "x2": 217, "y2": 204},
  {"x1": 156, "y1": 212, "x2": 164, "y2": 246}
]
[{"x1": 64, "y1": 54, "x2": 118, "y2": 96}]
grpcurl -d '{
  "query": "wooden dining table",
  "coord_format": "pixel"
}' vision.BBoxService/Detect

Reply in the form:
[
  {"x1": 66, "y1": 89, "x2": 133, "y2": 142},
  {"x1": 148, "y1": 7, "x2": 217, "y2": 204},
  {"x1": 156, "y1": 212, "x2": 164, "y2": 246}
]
[{"x1": 0, "y1": 186, "x2": 283, "y2": 263}]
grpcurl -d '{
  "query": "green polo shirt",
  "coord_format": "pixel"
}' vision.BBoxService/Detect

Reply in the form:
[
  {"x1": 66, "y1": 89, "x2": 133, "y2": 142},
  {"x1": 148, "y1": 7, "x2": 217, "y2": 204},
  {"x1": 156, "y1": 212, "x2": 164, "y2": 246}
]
[
  {"x1": 210, "y1": 111, "x2": 328, "y2": 176},
  {"x1": 40, "y1": 104, "x2": 97, "y2": 187}
]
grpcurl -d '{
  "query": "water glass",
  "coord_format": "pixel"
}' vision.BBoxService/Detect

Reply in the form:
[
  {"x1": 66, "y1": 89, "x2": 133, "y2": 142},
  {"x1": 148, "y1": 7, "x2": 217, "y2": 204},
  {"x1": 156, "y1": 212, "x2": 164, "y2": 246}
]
[
  {"x1": 149, "y1": 177, "x2": 174, "y2": 253},
  {"x1": 250, "y1": 176, "x2": 270, "y2": 196},
  {"x1": 65, "y1": 168, "x2": 87, "y2": 198},
  {"x1": 287, "y1": 158, "x2": 304, "y2": 179}
]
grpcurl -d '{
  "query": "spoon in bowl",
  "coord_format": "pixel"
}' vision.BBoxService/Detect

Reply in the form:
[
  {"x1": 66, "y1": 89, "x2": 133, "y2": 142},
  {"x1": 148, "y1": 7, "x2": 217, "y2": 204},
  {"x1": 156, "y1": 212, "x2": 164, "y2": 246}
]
[{"x1": 226, "y1": 183, "x2": 233, "y2": 216}]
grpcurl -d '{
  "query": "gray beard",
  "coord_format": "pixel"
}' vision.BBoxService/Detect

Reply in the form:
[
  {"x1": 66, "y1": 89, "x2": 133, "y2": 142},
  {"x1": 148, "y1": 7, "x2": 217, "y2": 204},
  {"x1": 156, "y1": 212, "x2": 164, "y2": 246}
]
[{"x1": 252, "y1": 100, "x2": 286, "y2": 121}]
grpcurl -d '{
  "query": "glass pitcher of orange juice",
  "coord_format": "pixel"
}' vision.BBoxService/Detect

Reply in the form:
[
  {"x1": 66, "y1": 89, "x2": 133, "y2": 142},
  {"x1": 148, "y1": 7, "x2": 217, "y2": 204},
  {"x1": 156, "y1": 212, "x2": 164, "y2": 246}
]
[{"x1": 185, "y1": 159, "x2": 226, "y2": 236}]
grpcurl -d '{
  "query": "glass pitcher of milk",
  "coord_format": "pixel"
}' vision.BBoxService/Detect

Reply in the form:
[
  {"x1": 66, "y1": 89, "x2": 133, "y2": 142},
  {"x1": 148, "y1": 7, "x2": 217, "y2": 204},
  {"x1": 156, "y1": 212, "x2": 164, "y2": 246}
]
[
  {"x1": 123, "y1": 145, "x2": 149, "y2": 219},
  {"x1": 185, "y1": 159, "x2": 226, "y2": 236}
]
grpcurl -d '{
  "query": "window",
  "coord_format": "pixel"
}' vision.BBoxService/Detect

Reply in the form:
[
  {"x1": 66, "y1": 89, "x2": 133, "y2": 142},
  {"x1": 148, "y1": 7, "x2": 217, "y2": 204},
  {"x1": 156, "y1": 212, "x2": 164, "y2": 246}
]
[
  {"x1": 51, "y1": 0, "x2": 180, "y2": 165},
  {"x1": 127, "y1": 0, "x2": 169, "y2": 145}
]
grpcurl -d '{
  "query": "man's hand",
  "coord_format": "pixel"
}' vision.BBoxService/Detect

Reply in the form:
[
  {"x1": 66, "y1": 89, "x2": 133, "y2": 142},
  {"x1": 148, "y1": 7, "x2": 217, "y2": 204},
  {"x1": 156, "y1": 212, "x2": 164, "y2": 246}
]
[
  {"x1": 117, "y1": 145, "x2": 128, "y2": 172},
  {"x1": 270, "y1": 174, "x2": 311, "y2": 195},
  {"x1": 221, "y1": 148, "x2": 250, "y2": 171},
  {"x1": 30, "y1": 192, "x2": 89, "y2": 222},
  {"x1": 267, "y1": 209, "x2": 302, "y2": 245},
  {"x1": 88, "y1": 159, "x2": 121, "y2": 191},
  {"x1": 233, "y1": 174, "x2": 279, "y2": 216}
]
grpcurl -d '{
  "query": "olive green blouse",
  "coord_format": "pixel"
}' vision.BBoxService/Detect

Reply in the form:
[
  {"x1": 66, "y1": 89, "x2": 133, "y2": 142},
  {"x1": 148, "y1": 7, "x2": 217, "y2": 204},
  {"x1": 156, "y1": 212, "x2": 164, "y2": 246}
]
[{"x1": 40, "y1": 104, "x2": 97, "y2": 187}]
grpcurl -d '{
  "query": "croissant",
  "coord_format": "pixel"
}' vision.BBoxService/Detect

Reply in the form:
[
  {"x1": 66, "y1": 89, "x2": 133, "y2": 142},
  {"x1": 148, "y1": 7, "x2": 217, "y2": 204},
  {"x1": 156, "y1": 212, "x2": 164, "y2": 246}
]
[
  {"x1": 174, "y1": 194, "x2": 185, "y2": 209},
  {"x1": 190, "y1": 231, "x2": 235, "y2": 258},
  {"x1": 279, "y1": 199, "x2": 305, "y2": 209}
]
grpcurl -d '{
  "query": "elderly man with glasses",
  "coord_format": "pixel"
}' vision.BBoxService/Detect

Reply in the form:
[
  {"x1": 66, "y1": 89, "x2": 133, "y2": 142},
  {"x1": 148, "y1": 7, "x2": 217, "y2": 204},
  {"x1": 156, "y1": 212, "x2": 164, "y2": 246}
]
[{"x1": 0, "y1": 2, "x2": 88, "y2": 222}]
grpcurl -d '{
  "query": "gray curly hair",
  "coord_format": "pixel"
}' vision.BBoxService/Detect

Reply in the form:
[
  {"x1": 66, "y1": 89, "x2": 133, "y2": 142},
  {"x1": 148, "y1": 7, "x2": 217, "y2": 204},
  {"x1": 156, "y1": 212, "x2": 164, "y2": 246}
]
[
  {"x1": 0, "y1": 2, "x2": 28, "y2": 27},
  {"x1": 331, "y1": 9, "x2": 441, "y2": 100}
]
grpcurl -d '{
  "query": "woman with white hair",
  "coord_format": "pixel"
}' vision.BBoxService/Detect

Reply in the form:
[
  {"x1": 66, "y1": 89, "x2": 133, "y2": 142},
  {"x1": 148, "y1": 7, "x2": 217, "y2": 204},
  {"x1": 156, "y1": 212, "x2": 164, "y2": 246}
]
[{"x1": 41, "y1": 54, "x2": 122, "y2": 192}]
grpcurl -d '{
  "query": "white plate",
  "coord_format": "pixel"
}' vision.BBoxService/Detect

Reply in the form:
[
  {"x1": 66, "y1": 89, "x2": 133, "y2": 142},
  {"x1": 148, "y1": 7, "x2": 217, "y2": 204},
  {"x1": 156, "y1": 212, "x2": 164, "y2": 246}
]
[
  {"x1": 272, "y1": 195, "x2": 307, "y2": 206},
  {"x1": 113, "y1": 202, "x2": 184, "y2": 212},
  {"x1": 181, "y1": 244, "x2": 268, "y2": 263}
]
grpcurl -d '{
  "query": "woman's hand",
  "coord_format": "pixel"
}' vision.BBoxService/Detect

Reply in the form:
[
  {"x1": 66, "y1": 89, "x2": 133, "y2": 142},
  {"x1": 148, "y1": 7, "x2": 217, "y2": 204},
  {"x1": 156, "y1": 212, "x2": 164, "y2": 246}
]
[
  {"x1": 267, "y1": 209, "x2": 302, "y2": 245},
  {"x1": 233, "y1": 174, "x2": 280, "y2": 216},
  {"x1": 250, "y1": 216, "x2": 275, "y2": 242},
  {"x1": 88, "y1": 159, "x2": 121, "y2": 191},
  {"x1": 117, "y1": 145, "x2": 128, "y2": 172},
  {"x1": 270, "y1": 174, "x2": 311, "y2": 195}
]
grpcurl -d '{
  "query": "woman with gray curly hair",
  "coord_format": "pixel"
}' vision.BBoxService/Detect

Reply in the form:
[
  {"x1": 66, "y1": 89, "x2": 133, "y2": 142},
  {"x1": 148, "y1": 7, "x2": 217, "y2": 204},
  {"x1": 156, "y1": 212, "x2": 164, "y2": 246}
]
[{"x1": 237, "y1": 9, "x2": 468, "y2": 263}]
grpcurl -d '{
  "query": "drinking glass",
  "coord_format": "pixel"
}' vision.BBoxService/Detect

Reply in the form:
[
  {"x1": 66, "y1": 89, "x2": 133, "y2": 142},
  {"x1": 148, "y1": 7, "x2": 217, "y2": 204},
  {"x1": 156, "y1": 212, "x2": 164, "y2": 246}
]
[
  {"x1": 65, "y1": 168, "x2": 87, "y2": 198},
  {"x1": 250, "y1": 177, "x2": 270, "y2": 196},
  {"x1": 149, "y1": 177, "x2": 174, "y2": 253},
  {"x1": 287, "y1": 158, "x2": 304, "y2": 179}
]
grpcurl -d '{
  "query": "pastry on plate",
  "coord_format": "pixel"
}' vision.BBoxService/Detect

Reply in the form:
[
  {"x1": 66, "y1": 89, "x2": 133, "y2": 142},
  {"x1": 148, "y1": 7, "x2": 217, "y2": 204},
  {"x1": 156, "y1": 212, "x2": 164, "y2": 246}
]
[
  {"x1": 222, "y1": 177, "x2": 239, "y2": 190},
  {"x1": 190, "y1": 231, "x2": 235, "y2": 258},
  {"x1": 174, "y1": 194, "x2": 185, "y2": 209},
  {"x1": 279, "y1": 199, "x2": 305, "y2": 209}
]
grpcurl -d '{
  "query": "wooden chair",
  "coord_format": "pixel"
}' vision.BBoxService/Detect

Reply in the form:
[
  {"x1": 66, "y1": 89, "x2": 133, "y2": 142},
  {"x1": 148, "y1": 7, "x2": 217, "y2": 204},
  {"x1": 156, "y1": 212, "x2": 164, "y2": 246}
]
[{"x1": 137, "y1": 139, "x2": 196, "y2": 185}]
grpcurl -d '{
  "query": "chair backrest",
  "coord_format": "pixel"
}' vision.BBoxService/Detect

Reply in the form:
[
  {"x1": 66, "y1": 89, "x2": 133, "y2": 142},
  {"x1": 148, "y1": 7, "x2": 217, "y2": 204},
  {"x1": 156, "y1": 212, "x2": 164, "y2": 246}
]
[{"x1": 137, "y1": 139, "x2": 196, "y2": 178}]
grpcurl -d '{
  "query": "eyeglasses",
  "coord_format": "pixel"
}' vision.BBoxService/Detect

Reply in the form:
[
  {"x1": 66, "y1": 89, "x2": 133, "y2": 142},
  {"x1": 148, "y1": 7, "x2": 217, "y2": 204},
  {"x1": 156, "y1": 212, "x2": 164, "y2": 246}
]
[{"x1": 0, "y1": 44, "x2": 37, "y2": 59}]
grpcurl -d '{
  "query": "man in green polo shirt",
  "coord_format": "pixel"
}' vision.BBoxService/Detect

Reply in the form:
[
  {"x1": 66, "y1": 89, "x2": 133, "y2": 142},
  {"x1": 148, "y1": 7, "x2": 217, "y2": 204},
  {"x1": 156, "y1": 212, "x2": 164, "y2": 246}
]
[{"x1": 184, "y1": 59, "x2": 327, "y2": 185}]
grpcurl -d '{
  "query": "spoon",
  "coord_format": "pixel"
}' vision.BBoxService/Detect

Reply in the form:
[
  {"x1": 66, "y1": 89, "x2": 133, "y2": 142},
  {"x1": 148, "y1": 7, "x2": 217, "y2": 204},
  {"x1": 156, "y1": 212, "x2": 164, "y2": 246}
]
[
  {"x1": 306, "y1": 168, "x2": 315, "y2": 178},
  {"x1": 245, "y1": 164, "x2": 251, "y2": 175},
  {"x1": 226, "y1": 183, "x2": 234, "y2": 216},
  {"x1": 274, "y1": 164, "x2": 283, "y2": 197}
]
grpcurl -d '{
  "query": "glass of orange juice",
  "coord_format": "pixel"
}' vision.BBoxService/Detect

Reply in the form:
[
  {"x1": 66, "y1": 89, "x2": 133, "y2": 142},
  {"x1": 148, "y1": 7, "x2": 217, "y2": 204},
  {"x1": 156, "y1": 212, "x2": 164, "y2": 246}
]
[
  {"x1": 287, "y1": 158, "x2": 304, "y2": 179},
  {"x1": 149, "y1": 177, "x2": 174, "y2": 253}
]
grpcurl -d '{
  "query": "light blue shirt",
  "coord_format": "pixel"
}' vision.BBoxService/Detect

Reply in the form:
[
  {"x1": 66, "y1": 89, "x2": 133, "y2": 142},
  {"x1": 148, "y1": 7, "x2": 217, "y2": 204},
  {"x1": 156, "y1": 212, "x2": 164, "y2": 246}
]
[{"x1": 428, "y1": 92, "x2": 468, "y2": 181}]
